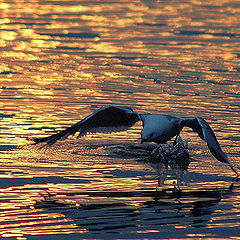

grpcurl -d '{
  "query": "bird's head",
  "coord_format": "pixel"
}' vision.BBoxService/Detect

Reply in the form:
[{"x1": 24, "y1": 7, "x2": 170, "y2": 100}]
[{"x1": 140, "y1": 128, "x2": 156, "y2": 143}]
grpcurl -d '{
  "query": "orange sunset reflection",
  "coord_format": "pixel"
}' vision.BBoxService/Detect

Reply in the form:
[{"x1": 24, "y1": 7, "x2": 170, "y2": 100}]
[{"x1": 0, "y1": 0, "x2": 240, "y2": 239}]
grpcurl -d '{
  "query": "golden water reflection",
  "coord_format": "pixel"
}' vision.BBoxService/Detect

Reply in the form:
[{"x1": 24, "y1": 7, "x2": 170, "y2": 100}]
[{"x1": 0, "y1": 0, "x2": 240, "y2": 238}]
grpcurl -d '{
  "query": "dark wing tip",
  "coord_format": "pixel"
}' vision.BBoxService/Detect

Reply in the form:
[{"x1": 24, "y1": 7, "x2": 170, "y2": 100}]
[
  {"x1": 31, "y1": 134, "x2": 58, "y2": 146},
  {"x1": 184, "y1": 117, "x2": 231, "y2": 163},
  {"x1": 196, "y1": 118, "x2": 239, "y2": 175},
  {"x1": 31, "y1": 136, "x2": 51, "y2": 144},
  {"x1": 207, "y1": 144, "x2": 229, "y2": 164},
  {"x1": 31, "y1": 123, "x2": 81, "y2": 146}
]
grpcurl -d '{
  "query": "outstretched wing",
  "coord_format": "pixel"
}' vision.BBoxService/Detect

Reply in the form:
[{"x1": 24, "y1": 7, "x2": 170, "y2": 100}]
[
  {"x1": 182, "y1": 117, "x2": 238, "y2": 176},
  {"x1": 33, "y1": 106, "x2": 141, "y2": 146},
  {"x1": 196, "y1": 117, "x2": 229, "y2": 161}
]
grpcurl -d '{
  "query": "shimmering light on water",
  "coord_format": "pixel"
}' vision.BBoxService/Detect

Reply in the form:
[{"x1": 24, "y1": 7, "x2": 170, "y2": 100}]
[{"x1": 0, "y1": 0, "x2": 240, "y2": 239}]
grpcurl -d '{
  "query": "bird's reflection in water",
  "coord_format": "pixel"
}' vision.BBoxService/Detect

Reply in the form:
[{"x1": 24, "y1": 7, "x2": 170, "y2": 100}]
[
  {"x1": 148, "y1": 185, "x2": 226, "y2": 228},
  {"x1": 33, "y1": 183, "x2": 236, "y2": 233}
]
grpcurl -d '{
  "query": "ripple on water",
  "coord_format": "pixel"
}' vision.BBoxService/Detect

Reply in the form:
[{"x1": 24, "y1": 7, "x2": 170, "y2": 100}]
[{"x1": 0, "y1": 0, "x2": 240, "y2": 239}]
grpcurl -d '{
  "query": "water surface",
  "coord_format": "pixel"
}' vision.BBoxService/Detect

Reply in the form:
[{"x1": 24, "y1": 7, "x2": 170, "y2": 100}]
[{"x1": 0, "y1": 0, "x2": 240, "y2": 239}]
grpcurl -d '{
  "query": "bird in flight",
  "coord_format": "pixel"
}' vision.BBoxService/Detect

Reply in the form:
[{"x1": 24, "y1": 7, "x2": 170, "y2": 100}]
[{"x1": 33, "y1": 105, "x2": 238, "y2": 176}]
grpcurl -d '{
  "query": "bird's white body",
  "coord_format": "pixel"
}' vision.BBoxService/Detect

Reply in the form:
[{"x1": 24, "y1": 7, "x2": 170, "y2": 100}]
[{"x1": 141, "y1": 114, "x2": 180, "y2": 143}]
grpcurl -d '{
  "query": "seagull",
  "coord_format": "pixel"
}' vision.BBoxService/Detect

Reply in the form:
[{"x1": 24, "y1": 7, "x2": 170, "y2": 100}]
[{"x1": 33, "y1": 105, "x2": 238, "y2": 176}]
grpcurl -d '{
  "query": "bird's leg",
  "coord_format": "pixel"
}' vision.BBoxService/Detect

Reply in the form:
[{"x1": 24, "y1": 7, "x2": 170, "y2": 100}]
[
  {"x1": 173, "y1": 181, "x2": 180, "y2": 191},
  {"x1": 173, "y1": 133, "x2": 180, "y2": 145}
]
